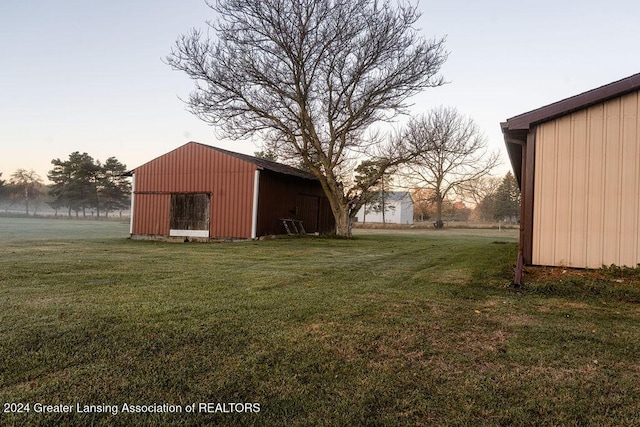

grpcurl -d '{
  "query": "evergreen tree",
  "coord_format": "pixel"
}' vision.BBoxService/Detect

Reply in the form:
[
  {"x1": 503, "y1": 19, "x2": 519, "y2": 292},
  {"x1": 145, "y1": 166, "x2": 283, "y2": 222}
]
[
  {"x1": 48, "y1": 157, "x2": 74, "y2": 216},
  {"x1": 98, "y1": 157, "x2": 131, "y2": 217},
  {"x1": 48, "y1": 152, "x2": 98, "y2": 217},
  {"x1": 48, "y1": 152, "x2": 130, "y2": 217},
  {"x1": 493, "y1": 171, "x2": 520, "y2": 222}
]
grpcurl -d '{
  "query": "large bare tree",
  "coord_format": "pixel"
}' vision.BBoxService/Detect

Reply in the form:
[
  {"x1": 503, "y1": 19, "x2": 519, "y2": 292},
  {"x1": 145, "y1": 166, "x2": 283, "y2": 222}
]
[
  {"x1": 401, "y1": 107, "x2": 500, "y2": 228},
  {"x1": 166, "y1": 0, "x2": 447, "y2": 236}
]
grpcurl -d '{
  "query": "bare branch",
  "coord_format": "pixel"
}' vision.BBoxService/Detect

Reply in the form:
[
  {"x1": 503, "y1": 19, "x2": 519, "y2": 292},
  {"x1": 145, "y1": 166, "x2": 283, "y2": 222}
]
[
  {"x1": 399, "y1": 107, "x2": 500, "y2": 226},
  {"x1": 166, "y1": 0, "x2": 447, "y2": 236}
]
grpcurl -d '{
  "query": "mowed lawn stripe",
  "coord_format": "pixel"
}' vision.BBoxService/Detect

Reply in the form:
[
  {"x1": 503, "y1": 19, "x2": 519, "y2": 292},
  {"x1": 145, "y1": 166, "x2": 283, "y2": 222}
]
[{"x1": 2, "y1": 219, "x2": 640, "y2": 426}]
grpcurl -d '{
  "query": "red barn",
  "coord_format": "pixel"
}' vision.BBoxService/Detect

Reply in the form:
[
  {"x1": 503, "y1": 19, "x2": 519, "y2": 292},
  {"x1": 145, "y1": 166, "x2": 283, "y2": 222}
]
[{"x1": 129, "y1": 142, "x2": 334, "y2": 240}]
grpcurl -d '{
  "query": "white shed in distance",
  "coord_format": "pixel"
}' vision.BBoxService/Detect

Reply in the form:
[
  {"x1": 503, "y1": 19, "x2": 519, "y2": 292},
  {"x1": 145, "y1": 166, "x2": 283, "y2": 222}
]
[{"x1": 356, "y1": 191, "x2": 414, "y2": 225}]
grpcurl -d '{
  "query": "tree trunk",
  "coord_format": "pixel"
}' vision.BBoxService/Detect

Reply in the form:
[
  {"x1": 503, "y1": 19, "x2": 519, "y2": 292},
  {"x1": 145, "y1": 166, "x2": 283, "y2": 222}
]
[
  {"x1": 24, "y1": 187, "x2": 29, "y2": 215},
  {"x1": 334, "y1": 207, "x2": 352, "y2": 237},
  {"x1": 435, "y1": 193, "x2": 444, "y2": 229},
  {"x1": 323, "y1": 192, "x2": 352, "y2": 237},
  {"x1": 313, "y1": 170, "x2": 353, "y2": 237},
  {"x1": 381, "y1": 191, "x2": 386, "y2": 224}
]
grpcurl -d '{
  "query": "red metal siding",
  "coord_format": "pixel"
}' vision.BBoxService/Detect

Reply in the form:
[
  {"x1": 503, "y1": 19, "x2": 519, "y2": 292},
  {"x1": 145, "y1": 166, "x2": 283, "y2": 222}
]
[
  {"x1": 133, "y1": 193, "x2": 170, "y2": 235},
  {"x1": 132, "y1": 142, "x2": 256, "y2": 239}
]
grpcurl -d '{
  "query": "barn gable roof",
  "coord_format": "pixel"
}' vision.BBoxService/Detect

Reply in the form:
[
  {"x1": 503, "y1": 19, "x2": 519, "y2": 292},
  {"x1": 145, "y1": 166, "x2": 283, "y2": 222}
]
[
  {"x1": 502, "y1": 72, "x2": 640, "y2": 132},
  {"x1": 196, "y1": 143, "x2": 317, "y2": 180},
  {"x1": 501, "y1": 72, "x2": 640, "y2": 186},
  {"x1": 130, "y1": 141, "x2": 318, "y2": 181}
]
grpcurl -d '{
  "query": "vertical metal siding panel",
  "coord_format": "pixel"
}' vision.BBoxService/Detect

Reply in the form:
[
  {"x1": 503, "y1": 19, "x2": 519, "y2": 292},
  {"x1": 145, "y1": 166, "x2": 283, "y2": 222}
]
[
  {"x1": 166, "y1": 148, "x2": 173, "y2": 192},
  {"x1": 636, "y1": 92, "x2": 640, "y2": 266},
  {"x1": 205, "y1": 149, "x2": 214, "y2": 237},
  {"x1": 183, "y1": 146, "x2": 190, "y2": 191},
  {"x1": 233, "y1": 166, "x2": 240, "y2": 236},
  {"x1": 554, "y1": 116, "x2": 573, "y2": 266},
  {"x1": 602, "y1": 98, "x2": 622, "y2": 266},
  {"x1": 186, "y1": 146, "x2": 193, "y2": 188},
  {"x1": 533, "y1": 122, "x2": 556, "y2": 266},
  {"x1": 223, "y1": 154, "x2": 230, "y2": 235},
  {"x1": 586, "y1": 104, "x2": 606, "y2": 267},
  {"x1": 242, "y1": 167, "x2": 252, "y2": 237},
  {"x1": 158, "y1": 195, "x2": 171, "y2": 235},
  {"x1": 190, "y1": 144, "x2": 197, "y2": 190},
  {"x1": 220, "y1": 155, "x2": 230, "y2": 236},
  {"x1": 235, "y1": 171, "x2": 242, "y2": 237},
  {"x1": 236, "y1": 171, "x2": 245, "y2": 237},
  {"x1": 183, "y1": 145, "x2": 190, "y2": 189},
  {"x1": 211, "y1": 151, "x2": 223, "y2": 237},
  {"x1": 532, "y1": 126, "x2": 543, "y2": 265},
  {"x1": 180, "y1": 146, "x2": 185, "y2": 191},
  {"x1": 204, "y1": 151, "x2": 254, "y2": 239},
  {"x1": 146, "y1": 160, "x2": 153, "y2": 192},
  {"x1": 221, "y1": 153, "x2": 231, "y2": 236},
  {"x1": 226, "y1": 156, "x2": 233, "y2": 236},
  {"x1": 226, "y1": 168, "x2": 234, "y2": 237},
  {"x1": 569, "y1": 110, "x2": 589, "y2": 268},
  {"x1": 547, "y1": 122, "x2": 559, "y2": 266},
  {"x1": 235, "y1": 173, "x2": 244, "y2": 236},
  {"x1": 620, "y1": 92, "x2": 639, "y2": 266},
  {"x1": 132, "y1": 193, "x2": 143, "y2": 233},
  {"x1": 218, "y1": 153, "x2": 225, "y2": 236},
  {"x1": 196, "y1": 145, "x2": 203, "y2": 187},
  {"x1": 210, "y1": 152, "x2": 219, "y2": 237},
  {"x1": 239, "y1": 167, "x2": 253, "y2": 238},
  {"x1": 233, "y1": 170, "x2": 241, "y2": 237},
  {"x1": 246, "y1": 171, "x2": 254, "y2": 236},
  {"x1": 134, "y1": 194, "x2": 170, "y2": 235},
  {"x1": 532, "y1": 93, "x2": 640, "y2": 269}
]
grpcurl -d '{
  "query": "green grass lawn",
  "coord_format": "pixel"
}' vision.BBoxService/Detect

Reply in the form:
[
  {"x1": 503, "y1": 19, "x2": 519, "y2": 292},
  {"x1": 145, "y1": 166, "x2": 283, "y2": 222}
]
[{"x1": 1, "y1": 218, "x2": 640, "y2": 426}]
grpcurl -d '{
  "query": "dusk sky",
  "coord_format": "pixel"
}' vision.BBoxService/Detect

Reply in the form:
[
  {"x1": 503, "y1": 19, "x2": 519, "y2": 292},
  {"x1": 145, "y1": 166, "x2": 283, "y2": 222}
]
[{"x1": 1, "y1": 0, "x2": 639, "y2": 183}]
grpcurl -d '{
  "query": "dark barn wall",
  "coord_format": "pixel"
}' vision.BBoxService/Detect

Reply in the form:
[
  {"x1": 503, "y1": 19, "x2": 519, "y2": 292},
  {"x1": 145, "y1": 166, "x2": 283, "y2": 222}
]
[{"x1": 257, "y1": 171, "x2": 335, "y2": 235}]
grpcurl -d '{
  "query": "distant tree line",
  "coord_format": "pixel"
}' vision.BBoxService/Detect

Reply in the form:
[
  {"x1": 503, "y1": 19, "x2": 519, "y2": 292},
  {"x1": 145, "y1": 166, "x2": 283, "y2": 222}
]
[
  {"x1": 410, "y1": 171, "x2": 520, "y2": 224},
  {"x1": 0, "y1": 153, "x2": 130, "y2": 218}
]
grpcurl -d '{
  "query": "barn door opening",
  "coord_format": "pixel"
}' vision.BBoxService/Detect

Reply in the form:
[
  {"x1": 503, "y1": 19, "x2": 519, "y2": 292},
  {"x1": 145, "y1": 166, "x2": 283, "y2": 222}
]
[{"x1": 169, "y1": 193, "x2": 210, "y2": 237}]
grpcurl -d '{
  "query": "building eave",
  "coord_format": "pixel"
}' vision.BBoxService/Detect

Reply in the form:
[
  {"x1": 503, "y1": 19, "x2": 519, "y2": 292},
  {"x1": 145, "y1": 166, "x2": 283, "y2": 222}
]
[{"x1": 504, "y1": 72, "x2": 640, "y2": 132}]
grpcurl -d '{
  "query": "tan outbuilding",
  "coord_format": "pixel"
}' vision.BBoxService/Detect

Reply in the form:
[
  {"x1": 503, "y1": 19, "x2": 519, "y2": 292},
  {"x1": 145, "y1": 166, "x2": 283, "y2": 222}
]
[{"x1": 502, "y1": 73, "x2": 640, "y2": 276}]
